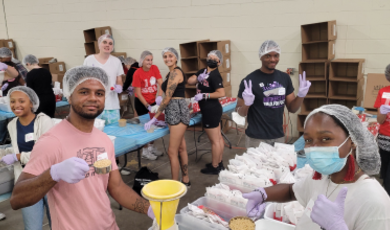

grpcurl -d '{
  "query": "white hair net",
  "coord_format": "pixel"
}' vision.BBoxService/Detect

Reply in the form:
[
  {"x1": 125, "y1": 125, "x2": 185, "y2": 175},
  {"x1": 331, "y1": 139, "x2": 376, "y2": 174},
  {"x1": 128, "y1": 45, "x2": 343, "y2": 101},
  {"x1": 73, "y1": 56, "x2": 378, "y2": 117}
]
[
  {"x1": 0, "y1": 47, "x2": 12, "y2": 58},
  {"x1": 259, "y1": 40, "x2": 281, "y2": 58},
  {"x1": 385, "y1": 64, "x2": 390, "y2": 82},
  {"x1": 8, "y1": 86, "x2": 40, "y2": 112},
  {"x1": 161, "y1": 47, "x2": 179, "y2": 60},
  {"x1": 23, "y1": 54, "x2": 39, "y2": 65},
  {"x1": 207, "y1": 50, "x2": 223, "y2": 65},
  {"x1": 304, "y1": 104, "x2": 381, "y2": 175},
  {"x1": 97, "y1": 34, "x2": 115, "y2": 46},
  {"x1": 139, "y1": 50, "x2": 153, "y2": 67},
  {"x1": 63, "y1": 66, "x2": 109, "y2": 99},
  {"x1": 124, "y1": 57, "x2": 136, "y2": 66}
]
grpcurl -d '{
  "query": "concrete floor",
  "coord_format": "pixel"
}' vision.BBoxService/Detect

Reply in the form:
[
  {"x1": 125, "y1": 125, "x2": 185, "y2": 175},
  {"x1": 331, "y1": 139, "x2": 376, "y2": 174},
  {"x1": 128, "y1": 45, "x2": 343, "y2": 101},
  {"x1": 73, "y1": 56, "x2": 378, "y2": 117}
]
[{"x1": 0, "y1": 128, "x2": 254, "y2": 230}]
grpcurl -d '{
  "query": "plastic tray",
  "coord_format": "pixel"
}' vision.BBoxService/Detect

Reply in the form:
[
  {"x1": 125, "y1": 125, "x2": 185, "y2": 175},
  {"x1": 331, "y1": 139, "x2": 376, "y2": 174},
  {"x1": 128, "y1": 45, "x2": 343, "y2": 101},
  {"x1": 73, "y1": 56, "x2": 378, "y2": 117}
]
[{"x1": 264, "y1": 203, "x2": 296, "y2": 230}]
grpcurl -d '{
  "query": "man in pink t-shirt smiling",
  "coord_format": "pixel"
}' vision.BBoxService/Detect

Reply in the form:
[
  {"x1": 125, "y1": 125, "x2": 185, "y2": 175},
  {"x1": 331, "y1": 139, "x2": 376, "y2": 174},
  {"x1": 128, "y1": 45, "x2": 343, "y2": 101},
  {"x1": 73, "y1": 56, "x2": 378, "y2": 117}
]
[{"x1": 10, "y1": 66, "x2": 154, "y2": 230}]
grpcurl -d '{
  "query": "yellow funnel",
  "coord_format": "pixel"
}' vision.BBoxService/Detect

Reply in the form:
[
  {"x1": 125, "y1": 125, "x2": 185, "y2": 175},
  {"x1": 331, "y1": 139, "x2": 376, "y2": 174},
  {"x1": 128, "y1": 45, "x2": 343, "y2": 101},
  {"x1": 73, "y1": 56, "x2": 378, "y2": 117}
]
[{"x1": 142, "y1": 180, "x2": 187, "y2": 230}]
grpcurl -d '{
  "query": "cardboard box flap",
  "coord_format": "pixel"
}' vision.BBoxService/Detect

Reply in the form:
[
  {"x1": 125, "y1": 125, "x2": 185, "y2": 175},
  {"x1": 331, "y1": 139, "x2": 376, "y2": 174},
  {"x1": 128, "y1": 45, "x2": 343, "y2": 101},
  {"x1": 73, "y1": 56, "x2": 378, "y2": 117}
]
[
  {"x1": 83, "y1": 26, "x2": 112, "y2": 43},
  {"x1": 363, "y1": 73, "x2": 390, "y2": 109},
  {"x1": 38, "y1": 57, "x2": 55, "y2": 65}
]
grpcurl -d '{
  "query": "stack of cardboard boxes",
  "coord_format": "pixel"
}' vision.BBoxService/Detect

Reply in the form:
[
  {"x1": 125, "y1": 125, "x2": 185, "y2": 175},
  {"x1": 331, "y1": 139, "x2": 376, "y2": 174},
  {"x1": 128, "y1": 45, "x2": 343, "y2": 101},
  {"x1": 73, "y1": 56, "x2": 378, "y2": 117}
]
[
  {"x1": 38, "y1": 57, "x2": 66, "y2": 88},
  {"x1": 83, "y1": 27, "x2": 112, "y2": 56},
  {"x1": 0, "y1": 39, "x2": 16, "y2": 58}
]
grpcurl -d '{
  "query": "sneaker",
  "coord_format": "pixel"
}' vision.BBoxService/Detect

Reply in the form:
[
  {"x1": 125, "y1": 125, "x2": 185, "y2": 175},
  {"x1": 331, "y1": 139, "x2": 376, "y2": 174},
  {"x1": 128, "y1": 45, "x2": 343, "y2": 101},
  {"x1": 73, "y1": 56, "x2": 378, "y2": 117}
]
[
  {"x1": 200, "y1": 165, "x2": 221, "y2": 175},
  {"x1": 120, "y1": 168, "x2": 131, "y2": 176},
  {"x1": 206, "y1": 161, "x2": 224, "y2": 170},
  {"x1": 181, "y1": 180, "x2": 191, "y2": 189},
  {"x1": 0, "y1": 213, "x2": 5, "y2": 221},
  {"x1": 148, "y1": 144, "x2": 163, "y2": 157},
  {"x1": 142, "y1": 148, "x2": 157, "y2": 160}
]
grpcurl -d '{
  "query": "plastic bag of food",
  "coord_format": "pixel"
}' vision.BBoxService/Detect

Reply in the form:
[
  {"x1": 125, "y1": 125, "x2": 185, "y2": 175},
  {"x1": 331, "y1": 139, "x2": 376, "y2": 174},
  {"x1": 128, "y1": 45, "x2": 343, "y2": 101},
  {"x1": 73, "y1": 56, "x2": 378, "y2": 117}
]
[{"x1": 219, "y1": 170, "x2": 244, "y2": 186}]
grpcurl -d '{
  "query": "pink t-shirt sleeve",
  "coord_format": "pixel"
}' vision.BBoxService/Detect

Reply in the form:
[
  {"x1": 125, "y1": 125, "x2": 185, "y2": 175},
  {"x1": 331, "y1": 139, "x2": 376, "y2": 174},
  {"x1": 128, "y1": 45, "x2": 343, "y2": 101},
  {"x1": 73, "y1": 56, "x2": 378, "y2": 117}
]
[
  {"x1": 107, "y1": 136, "x2": 118, "y2": 171},
  {"x1": 23, "y1": 135, "x2": 61, "y2": 176}
]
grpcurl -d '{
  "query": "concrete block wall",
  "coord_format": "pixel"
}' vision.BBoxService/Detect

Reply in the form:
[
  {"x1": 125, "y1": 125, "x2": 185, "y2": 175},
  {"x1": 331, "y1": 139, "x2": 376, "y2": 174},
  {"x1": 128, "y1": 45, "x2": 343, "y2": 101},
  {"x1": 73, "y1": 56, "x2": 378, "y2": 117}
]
[{"x1": 1, "y1": 0, "x2": 390, "y2": 137}]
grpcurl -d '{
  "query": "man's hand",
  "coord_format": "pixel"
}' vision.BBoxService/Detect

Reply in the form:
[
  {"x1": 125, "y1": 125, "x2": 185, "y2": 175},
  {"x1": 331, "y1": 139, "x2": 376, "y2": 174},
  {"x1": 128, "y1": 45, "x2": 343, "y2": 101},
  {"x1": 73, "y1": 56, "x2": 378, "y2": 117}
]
[
  {"x1": 50, "y1": 157, "x2": 89, "y2": 184},
  {"x1": 242, "y1": 80, "x2": 255, "y2": 106}
]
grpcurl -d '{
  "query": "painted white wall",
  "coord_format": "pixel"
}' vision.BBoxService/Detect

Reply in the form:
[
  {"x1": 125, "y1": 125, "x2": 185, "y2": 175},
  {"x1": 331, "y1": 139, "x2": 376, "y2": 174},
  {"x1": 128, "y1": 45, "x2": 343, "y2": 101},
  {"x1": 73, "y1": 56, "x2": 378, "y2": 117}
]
[{"x1": 1, "y1": 0, "x2": 390, "y2": 136}]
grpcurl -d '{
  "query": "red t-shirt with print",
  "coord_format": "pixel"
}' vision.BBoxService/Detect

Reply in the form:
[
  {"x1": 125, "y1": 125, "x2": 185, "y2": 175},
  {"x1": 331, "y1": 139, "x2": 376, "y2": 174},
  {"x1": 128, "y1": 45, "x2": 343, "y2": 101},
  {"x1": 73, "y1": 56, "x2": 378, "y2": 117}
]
[
  {"x1": 132, "y1": 65, "x2": 162, "y2": 105},
  {"x1": 374, "y1": 86, "x2": 390, "y2": 136}
]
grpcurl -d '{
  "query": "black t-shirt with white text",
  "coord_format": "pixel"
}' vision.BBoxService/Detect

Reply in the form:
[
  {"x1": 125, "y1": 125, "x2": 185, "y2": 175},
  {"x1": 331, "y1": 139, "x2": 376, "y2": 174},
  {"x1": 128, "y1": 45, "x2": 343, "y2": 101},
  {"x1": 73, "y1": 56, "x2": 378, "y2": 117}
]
[{"x1": 196, "y1": 68, "x2": 223, "y2": 108}]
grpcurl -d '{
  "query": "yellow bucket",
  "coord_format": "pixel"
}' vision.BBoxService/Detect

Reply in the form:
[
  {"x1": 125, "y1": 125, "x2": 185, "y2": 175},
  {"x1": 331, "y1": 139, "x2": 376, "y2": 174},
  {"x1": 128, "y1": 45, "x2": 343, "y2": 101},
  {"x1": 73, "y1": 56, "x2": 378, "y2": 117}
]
[{"x1": 142, "y1": 180, "x2": 187, "y2": 230}]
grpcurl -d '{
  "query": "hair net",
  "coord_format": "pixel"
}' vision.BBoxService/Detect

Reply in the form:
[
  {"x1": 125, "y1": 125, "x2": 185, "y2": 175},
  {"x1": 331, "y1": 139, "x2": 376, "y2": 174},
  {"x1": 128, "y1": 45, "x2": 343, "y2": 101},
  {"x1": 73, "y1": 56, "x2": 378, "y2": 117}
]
[
  {"x1": 8, "y1": 86, "x2": 40, "y2": 112},
  {"x1": 304, "y1": 104, "x2": 381, "y2": 175},
  {"x1": 0, "y1": 47, "x2": 12, "y2": 58},
  {"x1": 207, "y1": 50, "x2": 223, "y2": 65},
  {"x1": 23, "y1": 54, "x2": 39, "y2": 65},
  {"x1": 124, "y1": 57, "x2": 136, "y2": 66},
  {"x1": 161, "y1": 47, "x2": 179, "y2": 60},
  {"x1": 97, "y1": 34, "x2": 115, "y2": 46},
  {"x1": 117, "y1": 56, "x2": 125, "y2": 64},
  {"x1": 259, "y1": 40, "x2": 281, "y2": 58},
  {"x1": 63, "y1": 66, "x2": 109, "y2": 99},
  {"x1": 139, "y1": 50, "x2": 153, "y2": 67},
  {"x1": 385, "y1": 64, "x2": 390, "y2": 82}
]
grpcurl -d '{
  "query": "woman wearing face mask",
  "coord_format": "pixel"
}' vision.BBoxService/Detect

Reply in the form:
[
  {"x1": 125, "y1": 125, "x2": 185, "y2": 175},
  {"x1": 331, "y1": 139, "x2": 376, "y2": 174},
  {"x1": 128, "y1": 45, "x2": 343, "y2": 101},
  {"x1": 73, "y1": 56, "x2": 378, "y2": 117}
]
[
  {"x1": 0, "y1": 86, "x2": 53, "y2": 229},
  {"x1": 144, "y1": 47, "x2": 190, "y2": 187},
  {"x1": 187, "y1": 50, "x2": 225, "y2": 175},
  {"x1": 243, "y1": 104, "x2": 390, "y2": 229}
]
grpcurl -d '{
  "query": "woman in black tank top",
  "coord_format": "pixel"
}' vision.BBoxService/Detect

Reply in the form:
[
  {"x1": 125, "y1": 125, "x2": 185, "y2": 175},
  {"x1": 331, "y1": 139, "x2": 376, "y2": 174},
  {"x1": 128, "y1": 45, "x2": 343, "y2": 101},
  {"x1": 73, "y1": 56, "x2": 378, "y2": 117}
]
[{"x1": 144, "y1": 47, "x2": 191, "y2": 187}]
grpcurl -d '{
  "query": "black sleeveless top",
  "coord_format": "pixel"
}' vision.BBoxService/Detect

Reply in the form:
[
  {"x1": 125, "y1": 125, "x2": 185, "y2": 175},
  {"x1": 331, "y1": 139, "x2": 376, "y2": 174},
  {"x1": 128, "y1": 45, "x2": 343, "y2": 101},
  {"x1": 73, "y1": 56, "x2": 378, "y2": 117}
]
[{"x1": 161, "y1": 67, "x2": 185, "y2": 98}]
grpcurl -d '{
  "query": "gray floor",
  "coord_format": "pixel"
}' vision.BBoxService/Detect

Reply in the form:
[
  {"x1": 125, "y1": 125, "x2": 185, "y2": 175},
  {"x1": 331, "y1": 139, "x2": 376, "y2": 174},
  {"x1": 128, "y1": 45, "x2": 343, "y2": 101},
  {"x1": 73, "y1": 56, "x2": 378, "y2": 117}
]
[{"x1": 0, "y1": 128, "x2": 256, "y2": 230}]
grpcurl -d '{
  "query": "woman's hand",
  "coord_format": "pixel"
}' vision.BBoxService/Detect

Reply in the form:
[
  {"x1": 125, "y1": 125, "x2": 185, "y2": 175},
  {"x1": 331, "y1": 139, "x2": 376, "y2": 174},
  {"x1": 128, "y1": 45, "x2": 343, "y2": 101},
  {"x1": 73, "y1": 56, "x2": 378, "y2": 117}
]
[
  {"x1": 242, "y1": 187, "x2": 268, "y2": 219},
  {"x1": 1, "y1": 153, "x2": 18, "y2": 165}
]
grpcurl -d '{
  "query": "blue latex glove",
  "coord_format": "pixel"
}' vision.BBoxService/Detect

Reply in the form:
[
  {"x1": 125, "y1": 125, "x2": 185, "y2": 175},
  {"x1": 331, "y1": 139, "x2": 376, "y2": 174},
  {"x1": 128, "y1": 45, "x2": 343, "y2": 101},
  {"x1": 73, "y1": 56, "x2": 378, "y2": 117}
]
[
  {"x1": 0, "y1": 62, "x2": 8, "y2": 71},
  {"x1": 145, "y1": 117, "x2": 157, "y2": 131},
  {"x1": 113, "y1": 85, "x2": 123, "y2": 94},
  {"x1": 242, "y1": 188, "x2": 268, "y2": 218},
  {"x1": 297, "y1": 71, "x2": 312, "y2": 97},
  {"x1": 147, "y1": 205, "x2": 155, "y2": 219},
  {"x1": 1, "y1": 153, "x2": 18, "y2": 165},
  {"x1": 380, "y1": 105, "x2": 390, "y2": 115},
  {"x1": 198, "y1": 69, "x2": 209, "y2": 82},
  {"x1": 242, "y1": 80, "x2": 255, "y2": 106},
  {"x1": 1, "y1": 83, "x2": 9, "y2": 91},
  {"x1": 50, "y1": 157, "x2": 89, "y2": 184},
  {"x1": 156, "y1": 96, "x2": 163, "y2": 105},
  {"x1": 194, "y1": 93, "x2": 204, "y2": 102},
  {"x1": 311, "y1": 187, "x2": 348, "y2": 230}
]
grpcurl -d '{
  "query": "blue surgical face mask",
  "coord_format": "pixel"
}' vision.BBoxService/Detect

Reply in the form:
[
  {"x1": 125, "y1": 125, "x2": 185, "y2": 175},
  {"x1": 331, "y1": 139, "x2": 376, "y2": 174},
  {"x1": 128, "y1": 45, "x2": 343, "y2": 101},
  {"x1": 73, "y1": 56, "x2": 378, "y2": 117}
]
[{"x1": 304, "y1": 136, "x2": 352, "y2": 176}]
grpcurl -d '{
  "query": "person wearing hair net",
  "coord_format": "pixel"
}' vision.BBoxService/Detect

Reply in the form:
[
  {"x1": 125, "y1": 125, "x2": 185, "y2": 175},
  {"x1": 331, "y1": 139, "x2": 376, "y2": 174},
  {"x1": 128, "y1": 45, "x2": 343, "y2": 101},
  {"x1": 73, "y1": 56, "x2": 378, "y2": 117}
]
[
  {"x1": 83, "y1": 34, "x2": 124, "y2": 125},
  {"x1": 146, "y1": 47, "x2": 191, "y2": 187},
  {"x1": 132, "y1": 51, "x2": 164, "y2": 160},
  {"x1": 235, "y1": 40, "x2": 311, "y2": 148},
  {"x1": 10, "y1": 66, "x2": 154, "y2": 230},
  {"x1": 0, "y1": 47, "x2": 26, "y2": 96},
  {"x1": 243, "y1": 104, "x2": 390, "y2": 229},
  {"x1": 0, "y1": 86, "x2": 54, "y2": 229},
  {"x1": 187, "y1": 50, "x2": 226, "y2": 174},
  {"x1": 374, "y1": 63, "x2": 390, "y2": 196},
  {"x1": 23, "y1": 54, "x2": 56, "y2": 118}
]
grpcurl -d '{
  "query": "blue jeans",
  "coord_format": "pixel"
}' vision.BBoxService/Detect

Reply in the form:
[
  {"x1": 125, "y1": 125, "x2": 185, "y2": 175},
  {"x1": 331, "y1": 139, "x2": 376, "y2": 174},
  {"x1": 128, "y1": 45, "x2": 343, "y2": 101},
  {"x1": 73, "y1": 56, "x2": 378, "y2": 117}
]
[{"x1": 21, "y1": 195, "x2": 51, "y2": 230}]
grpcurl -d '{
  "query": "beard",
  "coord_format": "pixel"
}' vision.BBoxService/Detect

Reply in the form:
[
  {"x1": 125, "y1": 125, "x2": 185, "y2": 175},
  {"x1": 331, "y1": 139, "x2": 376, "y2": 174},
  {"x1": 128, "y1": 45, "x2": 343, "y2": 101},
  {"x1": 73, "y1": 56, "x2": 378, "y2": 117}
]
[{"x1": 71, "y1": 103, "x2": 103, "y2": 120}]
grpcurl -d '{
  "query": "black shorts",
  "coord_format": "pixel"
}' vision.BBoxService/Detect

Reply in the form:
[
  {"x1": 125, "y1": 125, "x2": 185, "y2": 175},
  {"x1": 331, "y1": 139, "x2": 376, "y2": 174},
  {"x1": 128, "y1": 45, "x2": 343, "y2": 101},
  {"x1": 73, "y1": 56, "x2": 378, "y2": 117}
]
[
  {"x1": 199, "y1": 100, "x2": 222, "y2": 129},
  {"x1": 135, "y1": 97, "x2": 155, "y2": 116},
  {"x1": 165, "y1": 99, "x2": 190, "y2": 126}
]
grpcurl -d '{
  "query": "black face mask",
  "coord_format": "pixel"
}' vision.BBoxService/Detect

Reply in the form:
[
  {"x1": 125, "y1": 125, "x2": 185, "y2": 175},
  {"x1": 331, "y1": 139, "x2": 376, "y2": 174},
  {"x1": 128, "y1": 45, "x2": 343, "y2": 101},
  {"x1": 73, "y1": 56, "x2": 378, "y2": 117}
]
[{"x1": 207, "y1": 59, "x2": 218, "y2": 68}]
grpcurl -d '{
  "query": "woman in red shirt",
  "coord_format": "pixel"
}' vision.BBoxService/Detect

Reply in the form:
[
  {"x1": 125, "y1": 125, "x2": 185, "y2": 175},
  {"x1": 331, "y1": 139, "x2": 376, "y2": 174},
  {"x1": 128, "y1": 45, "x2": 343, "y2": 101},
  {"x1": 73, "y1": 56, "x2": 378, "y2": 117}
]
[
  {"x1": 374, "y1": 64, "x2": 390, "y2": 196},
  {"x1": 132, "y1": 51, "x2": 164, "y2": 160}
]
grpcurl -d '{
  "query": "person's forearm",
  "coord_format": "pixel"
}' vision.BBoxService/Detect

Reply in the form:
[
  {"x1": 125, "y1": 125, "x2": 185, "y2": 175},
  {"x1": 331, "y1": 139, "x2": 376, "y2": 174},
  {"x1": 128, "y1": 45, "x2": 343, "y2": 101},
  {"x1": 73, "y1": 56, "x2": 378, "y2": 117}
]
[
  {"x1": 187, "y1": 75, "x2": 197, "y2": 85},
  {"x1": 6, "y1": 67, "x2": 18, "y2": 78},
  {"x1": 116, "y1": 75, "x2": 123, "y2": 86},
  {"x1": 157, "y1": 79, "x2": 163, "y2": 96},
  {"x1": 377, "y1": 112, "x2": 387, "y2": 124},
  {"x1": 109, "y1": 182, "x2": 149, "y2": 214},
  {"x1": 10, "y1": 170, "x2": 57, "y2": 210},
  {"x1": 237, "y1": 105, "x2": 249, "y2": 117},
  {"x1": 209, "y1": 91, "x2": 225, "y2": 99},
  {"x1": 287, "y1": 96, "x2": 305, "y2": 113},
  {"x1": 264, "y1": 184, "x2": 296, "y2": 203},
  {"x1": 155, "y1": 96, "x2": 171, "y2": 118}
]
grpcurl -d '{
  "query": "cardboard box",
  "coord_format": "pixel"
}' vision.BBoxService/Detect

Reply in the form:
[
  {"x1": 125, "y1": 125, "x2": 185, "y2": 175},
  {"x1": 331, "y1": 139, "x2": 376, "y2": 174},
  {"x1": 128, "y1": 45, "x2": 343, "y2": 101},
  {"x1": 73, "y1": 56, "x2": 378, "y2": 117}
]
[
  {"x1": 365, "y1": 108, "x2": 377, "y2": 115},
  {"x1": 84, "y1": 42, "x2": 99, "y2": 55},
  {"x1": 300, "y1": 98, "x2": 327, "y2": 115},
  {"x1": 51, "y1": 73, "x2": 65, "y2": 88},
  {"x1": 302, "y1": 41, "x2": 335, "y2": 61},
  {"x1": 198, "y1": 58, "x2": 231, "y2": 73},
  {"x1": 301, "y1": 20, "x2": 337, "y2": 43},
  {"x1": 363, "y1": 73, "x2": 390, "y2": 109},
  {"x1": 83, "y1": 26, "x2": 112, "y2": 43},
  {"x1": 38, "y1": 57, "x2": 54, "y2": 65},
  {"x1": 181, "y1": 58, "x2": 199, "y2": 74},
  {"x1": 179, "y1": 40, "x2": 210, "y2": 58},
  {"x1": 328, "y1": 98, "x2": 362, "y2": 109},
  {"x1": 118, "y1": 93, "x2": 128, "y2": 107},
  {"x1": 221, "y1": 72, "x2": 231, "y2": 87},
  {"x1": 41, "y1": 62, "x2": 66, "y2": 74},
  {"x1": 297, "y1": 114, "x2": 307, "y2": 132},
  {"x1": 299, "y1": 61, "x2": 329, "y2": 80},
  {"x1": 328, "y1": 78, "x2": 364, "y2": 100},
  {"x1": 306, "y1": 80, "x2": 327, "y2": 98},
  {"x1": 224, "y1": 85, "x2": 232, "y2": 97},
  {"x1": 111, "y1": 52, "x2": 127, "y2": 59},
  {"x1": 1, "y1": 39, "x2": 15, "y2": 50},
  {"x1": 198, "y1": 40, "x2": 231, "y2": 59},
  {"x1": 329, "y1": 59, "x2": 365, "y2": 81}
]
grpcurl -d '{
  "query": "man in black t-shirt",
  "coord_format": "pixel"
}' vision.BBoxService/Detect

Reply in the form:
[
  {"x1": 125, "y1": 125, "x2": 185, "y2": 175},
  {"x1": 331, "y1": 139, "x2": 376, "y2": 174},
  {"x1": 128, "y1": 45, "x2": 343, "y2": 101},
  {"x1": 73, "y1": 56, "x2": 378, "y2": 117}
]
[{"x1": 236, "y1": 40, "x2": 311, "y2": 148}]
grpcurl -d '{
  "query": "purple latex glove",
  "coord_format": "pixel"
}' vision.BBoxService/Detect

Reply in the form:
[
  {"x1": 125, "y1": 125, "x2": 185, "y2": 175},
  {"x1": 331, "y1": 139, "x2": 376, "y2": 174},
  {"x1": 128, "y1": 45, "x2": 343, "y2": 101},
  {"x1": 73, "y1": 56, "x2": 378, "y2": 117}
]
[
  {"x1": 155, "y1": 120, "x2": 167, "y2": 127},
  {"x1": 147, "y1": 105, "x2": 153, "y2": 112},
  {"x1": 242, "y1": 80, "x2": 255, "y2": 106},
  {"x1": 297, "y1": 71, "x2": 312, "y2": 97},
  {"x1": 198, "y1": 69, "x2": 209, "y2": 82},
  {"x1": 194, "y1": 93, "x2": 204, "y2": 102},
  {"x1": 127, "y1": 86, "x2": 134, "y2": 96},
  {"x1": 0, "y1": 62, "x2": 8, "y2": 71},
  {"x1": 380, "y1": 105, "x2": 390, "y2": 115},
  {"x1": 147, "y1": 205, "x2": 155, "y2": 219},
  {"x1": 113, "y1": 85, "x2": 123, "y2": 94},
  {"x1": 50, "y1": 157, "x2": 89, "y2": 184},
  {"x1": 1, "y1": 83, "x2": 9, "y2": 91},
  {"x1": 145, "y1": 117, "x2": 157, "y2": 131},
  {"x1": 311, "y1": 187, "x2": 348, "y2": 230},
  {"x1": 156, "y1": 96, "x2": 163, "y2": 105},
  {"x1": 1, "y1": 153, "x2": 18, "y2": 165},
  {"x1": 242, "y1": 188, "x2": 268, "y2": 219}
]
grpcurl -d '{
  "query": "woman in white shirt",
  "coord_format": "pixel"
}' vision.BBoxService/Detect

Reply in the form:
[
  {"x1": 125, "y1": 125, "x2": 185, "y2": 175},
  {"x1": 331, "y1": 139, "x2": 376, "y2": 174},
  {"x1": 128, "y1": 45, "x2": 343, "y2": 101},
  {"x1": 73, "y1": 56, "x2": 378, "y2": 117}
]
[
  {"x1": 83, "y1": 34, "x2": 124, "y2": 125},
  {"x1": 243, "y1": 104, "x2": 390, "y2": 230}
]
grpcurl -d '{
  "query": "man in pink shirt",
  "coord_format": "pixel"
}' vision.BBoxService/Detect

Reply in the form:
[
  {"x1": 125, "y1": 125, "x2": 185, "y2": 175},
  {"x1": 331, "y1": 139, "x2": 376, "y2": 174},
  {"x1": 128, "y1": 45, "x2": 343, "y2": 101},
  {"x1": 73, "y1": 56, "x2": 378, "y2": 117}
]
[{"x1": 10, "y1": 66, "x2": 154, "y2": 230}]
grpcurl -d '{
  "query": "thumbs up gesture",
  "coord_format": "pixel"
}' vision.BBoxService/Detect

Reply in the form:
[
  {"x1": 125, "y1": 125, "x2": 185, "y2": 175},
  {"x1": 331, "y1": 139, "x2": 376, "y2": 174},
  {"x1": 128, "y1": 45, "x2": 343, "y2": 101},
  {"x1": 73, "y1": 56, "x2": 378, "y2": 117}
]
[{"x1": 311, "y1": 187, "x2": 349, "y2": 230}]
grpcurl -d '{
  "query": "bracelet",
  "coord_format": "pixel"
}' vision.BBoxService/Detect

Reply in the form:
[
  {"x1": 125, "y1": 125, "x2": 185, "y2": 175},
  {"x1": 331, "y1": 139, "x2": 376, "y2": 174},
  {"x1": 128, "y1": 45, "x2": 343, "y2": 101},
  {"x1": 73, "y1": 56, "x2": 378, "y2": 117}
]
[{"x1": 208, "y1": 93, "x2": 211, "y2": 99}]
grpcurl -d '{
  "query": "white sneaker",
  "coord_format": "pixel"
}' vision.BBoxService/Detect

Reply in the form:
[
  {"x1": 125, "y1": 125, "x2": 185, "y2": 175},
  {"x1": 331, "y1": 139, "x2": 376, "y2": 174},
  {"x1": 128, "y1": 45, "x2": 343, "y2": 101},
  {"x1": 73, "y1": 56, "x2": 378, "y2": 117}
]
[
  {"x1": 120, "y1": 168, "x2": 131, "y2": 176},
  {"x1": 142, "y1": 148, "x2": 157, "y2": 160},
  {"x1": 148, "y1": 144, "x2": 163, "y2": 156},
  {"x1": 0, "y1": 212, "x2": 5, "y2": 221}
]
